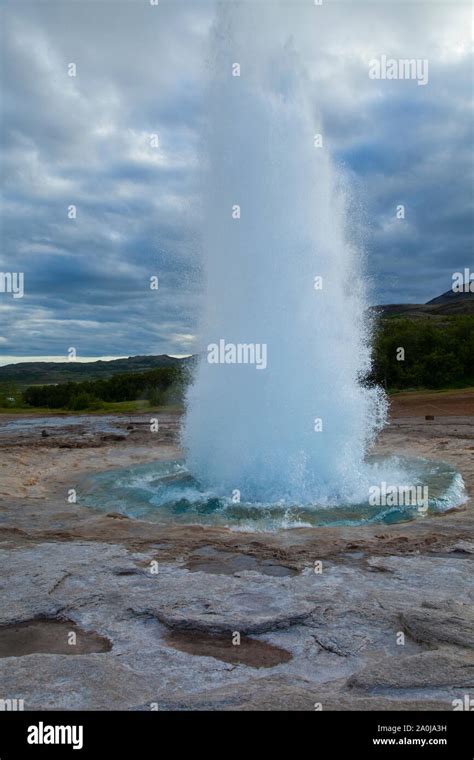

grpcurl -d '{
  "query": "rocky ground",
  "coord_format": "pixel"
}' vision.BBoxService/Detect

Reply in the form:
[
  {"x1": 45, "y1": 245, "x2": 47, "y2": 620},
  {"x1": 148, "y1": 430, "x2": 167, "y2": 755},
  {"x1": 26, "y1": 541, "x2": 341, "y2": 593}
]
[{"x1": 0, "y1": 392, "x2": 472, "y2": 711}]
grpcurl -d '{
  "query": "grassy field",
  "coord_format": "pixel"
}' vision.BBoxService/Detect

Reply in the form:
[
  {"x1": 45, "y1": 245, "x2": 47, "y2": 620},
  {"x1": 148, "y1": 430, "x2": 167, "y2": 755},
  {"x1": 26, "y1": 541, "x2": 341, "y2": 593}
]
[
  {"x1": 388, "y1": 385, "x2": 474, "y2": 396},
  {"x1": 1, "y1": 389, "x2": 473, "y2": 417},
  {"x1": 0, "y1": 400, "x2": 184, "y2": 416}
]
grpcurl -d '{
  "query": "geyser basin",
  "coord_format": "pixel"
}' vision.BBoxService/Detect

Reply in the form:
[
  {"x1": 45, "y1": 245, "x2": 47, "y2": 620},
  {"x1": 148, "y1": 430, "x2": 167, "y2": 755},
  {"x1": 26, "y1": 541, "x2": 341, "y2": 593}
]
[{"x1": 79, "y1": 456, "x2": 466, "y2": 532}]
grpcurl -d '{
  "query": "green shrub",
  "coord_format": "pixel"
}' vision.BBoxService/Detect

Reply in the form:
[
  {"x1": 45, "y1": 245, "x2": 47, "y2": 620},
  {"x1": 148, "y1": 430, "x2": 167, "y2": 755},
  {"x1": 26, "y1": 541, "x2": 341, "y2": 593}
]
[{"x1": 68, "y1": 392, "x2": 103, "y2": 411}]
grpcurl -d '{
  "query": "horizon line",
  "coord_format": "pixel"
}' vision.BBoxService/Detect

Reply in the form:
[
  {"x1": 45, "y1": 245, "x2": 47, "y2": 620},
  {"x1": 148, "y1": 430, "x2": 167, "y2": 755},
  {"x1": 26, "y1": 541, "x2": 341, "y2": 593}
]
[{"x1": 0, "y1": 354, "x2": 193, "y2": 368}]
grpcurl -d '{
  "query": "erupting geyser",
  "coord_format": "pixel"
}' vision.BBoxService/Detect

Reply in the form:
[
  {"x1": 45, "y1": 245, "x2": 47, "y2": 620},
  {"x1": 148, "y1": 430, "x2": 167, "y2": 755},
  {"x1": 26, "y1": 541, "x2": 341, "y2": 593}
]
[
  {"x1": 181, "y1": 6, "x2": 388, "y2": 504},
  {"x1": 81, "y1": 5, "x2": 467, "y2": 529}
]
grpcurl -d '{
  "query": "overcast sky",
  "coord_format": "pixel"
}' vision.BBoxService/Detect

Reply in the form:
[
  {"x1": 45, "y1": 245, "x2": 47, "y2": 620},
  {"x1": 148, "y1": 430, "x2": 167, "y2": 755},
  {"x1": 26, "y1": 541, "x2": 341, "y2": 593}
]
[{"x1": 0, "y1": 0, "x2": 472, "y2": 363}]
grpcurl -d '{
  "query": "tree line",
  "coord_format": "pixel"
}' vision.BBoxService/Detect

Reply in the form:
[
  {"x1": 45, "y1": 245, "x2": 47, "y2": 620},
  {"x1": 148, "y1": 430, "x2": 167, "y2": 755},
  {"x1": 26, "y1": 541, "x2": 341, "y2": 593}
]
[
  {"x1": 370, "y1": 316, "x2": 474, "y2": 390},
  {"x1": 22, "y1": 366, "x2": 186, "y2": 410},
  {"x1": 2, "y1": 316, "x2": 473, "y2": 409}
]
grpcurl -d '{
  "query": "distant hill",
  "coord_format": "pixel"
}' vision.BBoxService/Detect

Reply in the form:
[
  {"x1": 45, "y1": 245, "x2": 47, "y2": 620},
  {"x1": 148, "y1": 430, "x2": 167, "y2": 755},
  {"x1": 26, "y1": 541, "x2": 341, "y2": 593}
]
[
  {"x1": 0, "y1": 354, "x2": 192, "y2": 387},
  {"x1": 373, "y1": 286, "x2": 474, "y2": 319},
  {"x1": 1, "y1": 283, "x2": 472, "y2": 388},
  {"x1": 426, "y1": 286, "x2": 474, "y2": 306}
]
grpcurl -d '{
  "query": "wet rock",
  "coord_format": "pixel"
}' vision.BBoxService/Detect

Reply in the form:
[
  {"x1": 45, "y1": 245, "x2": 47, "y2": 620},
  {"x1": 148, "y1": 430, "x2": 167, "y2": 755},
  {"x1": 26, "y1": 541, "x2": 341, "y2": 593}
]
[
  {"x1": 145, "y1": 675, "x2": 452, "y2": 712},
  {"x1": 185, "y1": 546, "x2": 297, "y2": 577},
  {"x1": 348, "y1": 650, "x2": 474, "y2": 690},
  {"x1": 134, "y1": 573, "x2": 317, "y2": 634},
  {"x1": 310, "y1": 630, "x2": 369, "y2": 657},
  {"x1": 0, "y1": 655, "x2": 157, "y2": 710},
  {"x1": 0, "y1": 428, "x2": 472, "y2": 714},
  {"x1": 447, "y1": 540, "x2": 474, "y2": 554},
  {"x1": 400, "y1": 605, "x2": 474, "y2": 649}
]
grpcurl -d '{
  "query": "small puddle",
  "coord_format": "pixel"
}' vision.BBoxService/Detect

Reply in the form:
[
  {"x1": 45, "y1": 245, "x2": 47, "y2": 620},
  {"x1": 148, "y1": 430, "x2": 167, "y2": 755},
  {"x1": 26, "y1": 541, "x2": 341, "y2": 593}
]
[
  {"x1": 165, "y1": 629, "x2": 292, "y2": 668},
  {"x1": 0, "y1": 619, "x2": 112, "y2": 657}
]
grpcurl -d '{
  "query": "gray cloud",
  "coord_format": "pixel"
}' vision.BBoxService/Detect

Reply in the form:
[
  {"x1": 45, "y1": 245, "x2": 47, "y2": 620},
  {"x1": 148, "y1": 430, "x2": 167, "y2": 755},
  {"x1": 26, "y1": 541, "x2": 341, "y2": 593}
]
[{"x1": 0, "y1": 0, "x2": 472, "y2": 359}]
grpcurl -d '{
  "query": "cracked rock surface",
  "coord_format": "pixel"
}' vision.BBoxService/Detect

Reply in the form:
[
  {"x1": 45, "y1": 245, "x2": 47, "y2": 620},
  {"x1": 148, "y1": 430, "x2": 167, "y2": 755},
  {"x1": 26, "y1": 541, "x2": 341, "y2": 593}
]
[{"x1": 0, "y1": 407, "x2": 472, "y2": 710}]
